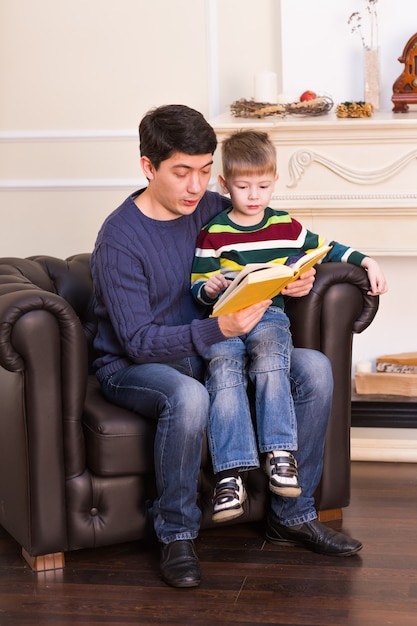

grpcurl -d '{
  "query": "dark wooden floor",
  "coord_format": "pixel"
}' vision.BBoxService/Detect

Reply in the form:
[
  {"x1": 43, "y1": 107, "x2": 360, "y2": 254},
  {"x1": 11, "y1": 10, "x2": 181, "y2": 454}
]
[{"x1": 0, "y1": 461, "x2": 416, "y2": 626}]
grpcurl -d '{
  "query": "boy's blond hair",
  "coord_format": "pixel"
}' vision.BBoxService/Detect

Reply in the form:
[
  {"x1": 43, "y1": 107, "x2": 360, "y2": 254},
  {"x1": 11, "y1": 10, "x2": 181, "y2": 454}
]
[{"x1": 221, "y1": 130, "x2": 277, "y2": 180}]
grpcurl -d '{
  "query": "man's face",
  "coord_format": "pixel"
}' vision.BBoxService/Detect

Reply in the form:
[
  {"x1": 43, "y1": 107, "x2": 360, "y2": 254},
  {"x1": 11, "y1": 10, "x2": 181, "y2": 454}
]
[{"x1": 141, "y1": 152, "x2": 213, "y2": 220}]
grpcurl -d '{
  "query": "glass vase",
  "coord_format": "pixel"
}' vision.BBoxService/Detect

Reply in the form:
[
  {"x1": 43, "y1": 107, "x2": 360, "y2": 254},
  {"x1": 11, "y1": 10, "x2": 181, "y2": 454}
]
[{"x1": 364, "y1": 48, "x2": 380, "y2": 109}]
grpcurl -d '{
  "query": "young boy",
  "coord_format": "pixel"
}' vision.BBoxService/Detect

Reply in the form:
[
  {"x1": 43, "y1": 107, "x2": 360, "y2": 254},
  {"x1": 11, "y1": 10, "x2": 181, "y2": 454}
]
[{"x1": 191, "y1": 130, "x2": 387, "y2": 523}]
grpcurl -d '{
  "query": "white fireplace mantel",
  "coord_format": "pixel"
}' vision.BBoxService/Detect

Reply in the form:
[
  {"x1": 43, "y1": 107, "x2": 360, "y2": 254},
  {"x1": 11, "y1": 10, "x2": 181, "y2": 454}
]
[{"x1": 211, "y1": 111, "x2": 417, "y2": 257}]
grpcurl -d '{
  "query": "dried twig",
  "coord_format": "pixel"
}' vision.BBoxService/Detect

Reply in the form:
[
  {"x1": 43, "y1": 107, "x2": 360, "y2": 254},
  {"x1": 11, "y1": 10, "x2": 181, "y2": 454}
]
[
  {"x1": 230, "y1": 97, "x2": 333, "y2": 119},
  {"x1": 348, "y1": 0, "x2": 379, "y2": 50}
]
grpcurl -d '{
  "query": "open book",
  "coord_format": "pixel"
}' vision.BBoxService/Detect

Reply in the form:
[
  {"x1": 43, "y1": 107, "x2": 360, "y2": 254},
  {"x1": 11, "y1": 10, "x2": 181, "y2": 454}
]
[{"x1": 210, "y1": 245, "x2": 332, "y2": 317}]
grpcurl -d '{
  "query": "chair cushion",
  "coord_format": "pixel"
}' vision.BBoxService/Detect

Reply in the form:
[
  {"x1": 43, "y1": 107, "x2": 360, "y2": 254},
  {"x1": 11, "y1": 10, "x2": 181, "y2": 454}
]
[{"x1": 83, "y1": 377, "x2": 157, "y2": 476}]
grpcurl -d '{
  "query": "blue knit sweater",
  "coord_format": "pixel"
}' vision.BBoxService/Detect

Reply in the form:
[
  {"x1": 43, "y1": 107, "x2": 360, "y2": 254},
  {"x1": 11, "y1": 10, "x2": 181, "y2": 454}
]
[{"x1": 90, "y1": 189, "x2": 229, "y2": 381}]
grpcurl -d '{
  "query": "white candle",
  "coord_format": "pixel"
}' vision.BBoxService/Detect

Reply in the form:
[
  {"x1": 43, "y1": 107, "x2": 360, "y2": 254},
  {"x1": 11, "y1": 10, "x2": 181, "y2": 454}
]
[
  {"x1": 355, "y1": 360, "x2": 373, "y2": 374},
  {"x1": 254, "y1": 71, "x2": 277, "y2": 103}
]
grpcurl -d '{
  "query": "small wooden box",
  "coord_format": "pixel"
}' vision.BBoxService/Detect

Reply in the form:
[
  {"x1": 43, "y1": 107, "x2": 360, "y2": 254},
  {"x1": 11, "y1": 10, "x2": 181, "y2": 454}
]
[{"x1": 355, "y1": 372, "x2": 417, "y2": 397}]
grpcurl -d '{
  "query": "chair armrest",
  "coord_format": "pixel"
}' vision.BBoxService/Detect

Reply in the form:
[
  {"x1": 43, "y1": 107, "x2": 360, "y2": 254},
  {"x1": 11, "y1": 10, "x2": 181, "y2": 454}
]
[
  {"x1": 285, "y1": 263, "x2": 379, "y2": 512},
  {"x1": 285, "y1": 262, "x2": 379, "y2": 350},
  {"x1": 0, "y1": 287, "x2": 88, "y2": 555},
  {"x1": 312, "y1": 262, "x2": 378, "y2": 334}
]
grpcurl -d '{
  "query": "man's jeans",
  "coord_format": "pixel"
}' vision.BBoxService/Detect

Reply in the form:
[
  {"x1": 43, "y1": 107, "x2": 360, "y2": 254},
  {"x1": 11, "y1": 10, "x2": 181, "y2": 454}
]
[
  {"x1": 101, "y1": 348, "x2": 333, "y2": 542},
  {"x1": 101, "y1": 356, "x2": 208, "y2": 545},
  {"x1": 204, "y1": 307, "x2": 296, "y2": 474},
  {"x1": 272, "y1": 347, "x2": 333, "y2": 526}
]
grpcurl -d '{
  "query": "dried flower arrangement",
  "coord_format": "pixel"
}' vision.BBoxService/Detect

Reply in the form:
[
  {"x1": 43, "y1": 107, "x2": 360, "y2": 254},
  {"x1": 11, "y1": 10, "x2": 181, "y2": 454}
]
[
  {"x1": 336, "y1": 101, "x2": 374, "y2": 118},
  {"x1": 348, "y1": 0, "x2": 379, "y2": 50}
]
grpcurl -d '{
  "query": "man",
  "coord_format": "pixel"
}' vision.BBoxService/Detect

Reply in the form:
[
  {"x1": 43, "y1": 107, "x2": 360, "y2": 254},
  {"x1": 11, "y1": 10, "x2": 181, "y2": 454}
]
[{"x1": 90, "y1": 104, "x2": 362, "y2": 589}]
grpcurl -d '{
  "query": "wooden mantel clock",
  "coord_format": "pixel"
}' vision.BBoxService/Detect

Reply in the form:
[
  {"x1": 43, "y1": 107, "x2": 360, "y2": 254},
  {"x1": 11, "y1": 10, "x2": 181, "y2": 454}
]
[{"x1": 392, "y1": 32, "x2": 417, "y2": 112}]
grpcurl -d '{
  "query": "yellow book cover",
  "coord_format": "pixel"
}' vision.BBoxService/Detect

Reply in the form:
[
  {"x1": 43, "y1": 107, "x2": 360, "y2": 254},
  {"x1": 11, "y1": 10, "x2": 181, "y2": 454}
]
[{"x1": 210, "y1": 245, "x2": 332, "y2": 317}]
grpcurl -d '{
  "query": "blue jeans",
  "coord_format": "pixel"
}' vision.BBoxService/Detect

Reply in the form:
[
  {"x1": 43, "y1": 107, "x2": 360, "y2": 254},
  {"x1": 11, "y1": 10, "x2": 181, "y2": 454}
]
[
  {"x1": 101, "y1": 356, "x2": 208, "y2": 545},
  {"x1": 204, "y1": 307, "x2": 296, "y2": 473},
  {"x1": 100, "y1": 348, "x2": 333, "y2": 540},
  {"x1": 272, "y1": 347, "x2": 333, "y2": 526}
]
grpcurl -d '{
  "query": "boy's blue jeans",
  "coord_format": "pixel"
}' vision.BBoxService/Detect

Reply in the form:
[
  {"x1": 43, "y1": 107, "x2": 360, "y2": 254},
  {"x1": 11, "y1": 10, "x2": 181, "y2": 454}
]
[
  {"x1": 100, "y1": 347, "x2": 333, "y2": 543},
  {"x1": 204, "y1": 307, "x2": 296, "y2": 473}
]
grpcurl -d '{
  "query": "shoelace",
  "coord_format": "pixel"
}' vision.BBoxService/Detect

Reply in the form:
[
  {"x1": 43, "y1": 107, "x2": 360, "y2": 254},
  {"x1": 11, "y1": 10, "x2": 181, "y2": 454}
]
[
  {"x1": 213, "y1": 479, "x2": 240, "y2": 505},
  {"x1": 269, "y1": 454, "x2": 298, "y2": 478}
]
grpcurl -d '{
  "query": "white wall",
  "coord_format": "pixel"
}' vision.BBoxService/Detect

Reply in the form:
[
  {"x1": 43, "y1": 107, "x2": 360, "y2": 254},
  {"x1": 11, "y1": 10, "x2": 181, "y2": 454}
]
[
  {"x1": 0, "y1": 0, "x2": 212, "y2": 129},
  {"x1": 0, "y1": 0, "x2": 280, "y2": 257},
  {"x1": 0, "y1": 0, "x2": 213, "y2": 257},
  {"x1": 280, "y1": 0, "x2": 417, "y2": 111}
]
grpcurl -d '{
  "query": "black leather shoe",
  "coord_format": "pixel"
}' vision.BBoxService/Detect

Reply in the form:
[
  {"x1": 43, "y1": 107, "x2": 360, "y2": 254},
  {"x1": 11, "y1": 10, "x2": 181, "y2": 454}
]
[
  {"x1": 266, "y1": 516, "x2": 363, "y2": 556},
  {"x1": 160, "y1": 539, "x2": 201, "y2": 588}
]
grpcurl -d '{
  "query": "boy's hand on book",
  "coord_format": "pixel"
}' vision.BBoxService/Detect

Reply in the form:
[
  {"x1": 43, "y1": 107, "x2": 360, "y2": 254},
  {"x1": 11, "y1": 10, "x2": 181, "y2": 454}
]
[
  {"x1": 281, "y1": 268, "x2": 316, "y2": 297},
  {"x1": 204, "y1": 274, "x2": 232, "y2": 299},
  {"x1": 217, "y1": 300, "x2": 272, "y2": 338}
]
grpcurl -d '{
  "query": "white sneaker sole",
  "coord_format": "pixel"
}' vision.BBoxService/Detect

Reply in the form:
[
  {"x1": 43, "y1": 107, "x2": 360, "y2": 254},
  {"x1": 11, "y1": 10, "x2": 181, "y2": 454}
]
[{"x1": 269, "y1": 481, "x2": 301, "y2": 497}]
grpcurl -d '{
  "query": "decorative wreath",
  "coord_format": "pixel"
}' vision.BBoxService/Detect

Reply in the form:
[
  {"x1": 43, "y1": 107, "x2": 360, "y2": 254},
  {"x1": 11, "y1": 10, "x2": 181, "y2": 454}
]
[{"x1": 230, "y1": 96, "x2": 334, "y2": 119}]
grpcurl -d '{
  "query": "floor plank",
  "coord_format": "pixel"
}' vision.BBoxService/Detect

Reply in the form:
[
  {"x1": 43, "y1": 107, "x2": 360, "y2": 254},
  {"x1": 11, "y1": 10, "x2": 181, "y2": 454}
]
[{"x1": 0, "y1": 462, "x2": 416, "y2": 625}]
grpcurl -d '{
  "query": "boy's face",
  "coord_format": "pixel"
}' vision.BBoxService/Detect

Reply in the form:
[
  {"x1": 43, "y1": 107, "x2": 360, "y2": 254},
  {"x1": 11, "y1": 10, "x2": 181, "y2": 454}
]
[
  {"x1": 219, "y1": 172, "x2": 278, "y2": 226},
  {"x1": 140, "y1": 152, "x2": 213, "y2": 220}
]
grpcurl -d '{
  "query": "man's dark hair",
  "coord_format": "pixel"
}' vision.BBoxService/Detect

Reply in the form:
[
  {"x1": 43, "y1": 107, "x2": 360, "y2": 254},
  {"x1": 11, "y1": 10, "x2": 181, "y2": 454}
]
[{"x1": 139, "y1": 104, "x2": 217, "y2": 169}]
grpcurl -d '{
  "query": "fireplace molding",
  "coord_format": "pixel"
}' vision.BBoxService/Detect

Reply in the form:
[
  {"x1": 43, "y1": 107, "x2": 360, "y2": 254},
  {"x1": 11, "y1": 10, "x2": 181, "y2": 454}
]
[{"x1": 286, "y1": 148, "x2": 417, "y2": 188}]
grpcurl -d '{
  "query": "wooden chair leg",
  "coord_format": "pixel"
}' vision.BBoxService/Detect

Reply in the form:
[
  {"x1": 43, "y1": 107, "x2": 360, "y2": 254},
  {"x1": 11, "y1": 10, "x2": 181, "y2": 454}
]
[
  {"x1": 22, "y1": 548, "x2": 65, "y2": 571},
  {"x1": 317, "y1": 508, "x2": 343, "y2": 522}
]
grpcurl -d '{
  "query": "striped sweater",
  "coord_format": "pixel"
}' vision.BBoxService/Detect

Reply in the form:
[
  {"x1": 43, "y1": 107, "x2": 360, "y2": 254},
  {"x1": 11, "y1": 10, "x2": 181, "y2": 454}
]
[{"x1": 191, "y1": 206, "x2": 367, "y2": 310}]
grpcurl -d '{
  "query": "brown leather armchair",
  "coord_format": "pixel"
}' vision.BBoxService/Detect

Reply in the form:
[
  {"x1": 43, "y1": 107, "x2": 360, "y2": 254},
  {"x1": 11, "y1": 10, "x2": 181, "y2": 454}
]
[{"x1": 0, "y1": 254, "x2": 378, "y2": 571}]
